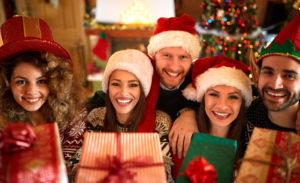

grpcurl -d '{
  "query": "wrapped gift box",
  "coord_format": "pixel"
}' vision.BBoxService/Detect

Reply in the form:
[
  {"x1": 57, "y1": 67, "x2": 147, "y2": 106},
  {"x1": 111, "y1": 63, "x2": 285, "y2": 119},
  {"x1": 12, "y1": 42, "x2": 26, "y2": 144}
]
[
  {"x1": 237, "y1": 127, "x2": 300, "y2": 183},
  {"x1": 76, "y1": 132, "x2": 167, "y2": 183},
  {"x1": 176, "y1": 133, "x2": 237, "y2": 183},
  {"x1": 0, "y1": 123, "x2": 68, "y2": 183}
]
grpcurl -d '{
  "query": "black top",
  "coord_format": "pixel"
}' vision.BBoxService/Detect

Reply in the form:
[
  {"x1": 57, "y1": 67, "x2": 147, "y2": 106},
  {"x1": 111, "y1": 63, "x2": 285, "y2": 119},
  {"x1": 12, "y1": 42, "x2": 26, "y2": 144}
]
[
  {"x1": 241, "y1": 97, "x2": 296, "y2": 154},
  {"x1": 156, "y1": 69, "x2": 198, "y2": 122}
]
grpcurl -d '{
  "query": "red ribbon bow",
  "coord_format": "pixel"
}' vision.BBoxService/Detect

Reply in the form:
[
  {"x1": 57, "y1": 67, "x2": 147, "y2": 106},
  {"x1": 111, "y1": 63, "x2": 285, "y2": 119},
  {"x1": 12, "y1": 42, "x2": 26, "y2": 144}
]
[
  {"x1": 184, "y1": 156, "x2": 217, "y2": 183},
  {"x1": 79, "y1": 133, "x2": 164, "y2": 183},
  {"x1": 0, "y1": 122, "x2": 36, "y2": 153}
]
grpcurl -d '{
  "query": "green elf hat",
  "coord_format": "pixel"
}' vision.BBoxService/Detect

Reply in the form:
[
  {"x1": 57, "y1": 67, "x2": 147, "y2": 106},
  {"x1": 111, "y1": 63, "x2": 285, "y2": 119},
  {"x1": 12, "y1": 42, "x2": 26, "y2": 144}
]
[{"x1": 257, "y1": 12, "x2": 300, "y2": 65}]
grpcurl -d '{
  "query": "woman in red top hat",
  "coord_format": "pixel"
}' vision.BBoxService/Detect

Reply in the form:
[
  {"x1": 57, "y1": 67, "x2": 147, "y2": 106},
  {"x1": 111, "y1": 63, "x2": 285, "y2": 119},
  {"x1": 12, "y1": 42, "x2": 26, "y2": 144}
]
[
  {"x1": 0, "y1": 16, "x2": 87, "y2": 176},
  {"x1": 183, "y1": 55, "x2": 252, "y2": 165}
]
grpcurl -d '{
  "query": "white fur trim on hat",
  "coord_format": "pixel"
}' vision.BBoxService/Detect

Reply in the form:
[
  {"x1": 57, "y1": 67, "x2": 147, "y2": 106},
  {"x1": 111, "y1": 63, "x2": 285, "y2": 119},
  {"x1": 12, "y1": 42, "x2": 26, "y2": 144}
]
[
  {"x1": 102, "y1": 49, "x2": 153, "y2": 96},
  {"x1": 147, "y1": 30, "x2": 200, "y2": 60},
  {"x1": 183, "y1": 66, "x2": 252, "y2": 106}
]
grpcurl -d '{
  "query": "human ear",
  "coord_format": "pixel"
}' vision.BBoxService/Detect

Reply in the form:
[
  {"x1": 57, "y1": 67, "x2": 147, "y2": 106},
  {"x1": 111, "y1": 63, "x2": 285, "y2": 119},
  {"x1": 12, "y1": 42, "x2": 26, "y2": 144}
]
[{"x1": 249, "y1": 48, "x2": 259, "y2": 88}]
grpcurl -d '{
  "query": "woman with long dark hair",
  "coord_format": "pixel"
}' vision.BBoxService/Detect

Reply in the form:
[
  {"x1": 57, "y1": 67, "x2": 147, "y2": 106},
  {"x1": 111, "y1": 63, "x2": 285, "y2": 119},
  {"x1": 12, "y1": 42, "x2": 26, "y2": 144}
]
[{"x1": 86, "y1": 49, "x2": 173, "y2": 182}]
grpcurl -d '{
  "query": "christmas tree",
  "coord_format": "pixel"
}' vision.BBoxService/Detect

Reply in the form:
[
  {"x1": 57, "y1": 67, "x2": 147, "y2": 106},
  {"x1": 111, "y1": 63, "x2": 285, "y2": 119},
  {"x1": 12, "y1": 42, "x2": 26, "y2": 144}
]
[{"x1": 198, "y1": 0, "x2": 264, "y2": 65}]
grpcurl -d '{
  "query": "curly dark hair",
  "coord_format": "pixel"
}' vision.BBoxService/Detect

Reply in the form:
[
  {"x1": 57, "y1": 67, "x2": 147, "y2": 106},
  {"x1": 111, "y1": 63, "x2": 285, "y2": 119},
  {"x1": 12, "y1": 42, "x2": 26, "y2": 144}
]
[{"x1": 0, "y1": 52, "x2": 86, "y2": 129}]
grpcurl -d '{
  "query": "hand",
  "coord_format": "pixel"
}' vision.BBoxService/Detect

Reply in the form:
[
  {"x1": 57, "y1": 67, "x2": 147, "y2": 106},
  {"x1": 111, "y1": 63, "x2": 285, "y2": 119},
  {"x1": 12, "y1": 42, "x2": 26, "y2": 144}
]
[{"x1": 169, "y1": 109, "x2": 198, "y2": 159}]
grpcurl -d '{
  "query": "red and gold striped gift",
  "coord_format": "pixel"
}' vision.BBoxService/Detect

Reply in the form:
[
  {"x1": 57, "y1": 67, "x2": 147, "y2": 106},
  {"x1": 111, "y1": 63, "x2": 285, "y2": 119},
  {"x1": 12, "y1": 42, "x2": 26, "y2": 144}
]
[
  {"x1": 237, "y1": 127, "x2": 300, "y2": 183},
  {"x1": 76, "y1": 132, "x2": 167, "y2": 183},
  {"x1": 0, "y1": 123, "x2": 67, "y2": 183}
]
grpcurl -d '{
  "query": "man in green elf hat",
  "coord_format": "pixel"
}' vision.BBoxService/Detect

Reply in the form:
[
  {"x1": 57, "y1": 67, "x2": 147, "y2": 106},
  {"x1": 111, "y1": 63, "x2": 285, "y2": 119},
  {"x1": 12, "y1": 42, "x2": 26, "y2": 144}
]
[{"x1": 243, "y1": 12, "x2": 300, "y2": 150}]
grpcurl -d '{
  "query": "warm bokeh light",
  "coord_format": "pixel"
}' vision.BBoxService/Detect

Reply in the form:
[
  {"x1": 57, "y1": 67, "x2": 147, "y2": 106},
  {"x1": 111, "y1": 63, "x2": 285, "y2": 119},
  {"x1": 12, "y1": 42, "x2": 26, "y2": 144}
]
[{"x1": 121, "y1": 2, "x2": 154, "y2": 25}]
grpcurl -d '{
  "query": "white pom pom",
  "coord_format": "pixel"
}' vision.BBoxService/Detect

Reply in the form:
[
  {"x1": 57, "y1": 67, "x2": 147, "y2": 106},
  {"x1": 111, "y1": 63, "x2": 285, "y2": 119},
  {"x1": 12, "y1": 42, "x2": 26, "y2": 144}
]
[{"x1": 182, "y1": 84, "x2": 197, "y2": 101}]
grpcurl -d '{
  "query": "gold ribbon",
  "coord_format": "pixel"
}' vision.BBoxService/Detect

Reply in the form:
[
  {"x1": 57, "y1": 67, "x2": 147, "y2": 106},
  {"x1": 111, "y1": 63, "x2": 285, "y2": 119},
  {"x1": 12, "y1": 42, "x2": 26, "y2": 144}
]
[
  {"x1": 22, "y1": 16, "x2": 41, "y2": 38},
  {"x1": 242, "y1": 133, "x2": 300, "y2": 183}
]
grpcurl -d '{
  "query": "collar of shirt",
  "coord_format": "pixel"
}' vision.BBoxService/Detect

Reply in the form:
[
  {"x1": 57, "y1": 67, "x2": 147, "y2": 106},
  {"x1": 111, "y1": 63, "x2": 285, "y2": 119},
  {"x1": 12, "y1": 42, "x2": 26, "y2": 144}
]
[{"x1": 160, "y1": 79, "x2": 185, "y2": 91}]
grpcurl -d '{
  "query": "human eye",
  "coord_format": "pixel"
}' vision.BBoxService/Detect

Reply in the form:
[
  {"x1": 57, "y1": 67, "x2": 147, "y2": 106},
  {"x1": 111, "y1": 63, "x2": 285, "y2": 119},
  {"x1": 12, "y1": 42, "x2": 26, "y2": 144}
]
[
  {"x1": 180, "y1": 55, "x2": 188, "y2": 60},
  {"x1": 284, "y1": 73, "x2": 297, "y2": 80},
  {"x1": 208, "y1": 92, "x2": 218, "y2": 97},
  {"x1": 38, "y1": 78, "x2": 48, "y2": 84},
  {"x1": 111, "y1": 82, "x2": 119, "y2": 87},
  {"x1": 15, "y1": 79, "x2": 26, "y2": 85},
  {"x1": 129, "y1": 82, "x2": 139, "y2": 87},
  {"x1": 163, "y1": 53, "x2": 171, "y2": 58},
  {"x1": 229, "y1": 95, "x2": 240, "y2": 100}
]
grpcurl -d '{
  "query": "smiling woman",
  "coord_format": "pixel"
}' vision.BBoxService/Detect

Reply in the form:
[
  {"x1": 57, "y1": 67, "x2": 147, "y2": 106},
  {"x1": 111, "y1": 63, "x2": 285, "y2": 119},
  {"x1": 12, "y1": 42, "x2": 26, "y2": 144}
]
[
  {"x1": 0, "y1": 16, "x2": 88, "y2": 179},
  {"x1": 182, "y1": 55, "x2": 252, "y2": 164},
  {"x1": 83, "y1": 49, "x2": 174, "y2": 182}
]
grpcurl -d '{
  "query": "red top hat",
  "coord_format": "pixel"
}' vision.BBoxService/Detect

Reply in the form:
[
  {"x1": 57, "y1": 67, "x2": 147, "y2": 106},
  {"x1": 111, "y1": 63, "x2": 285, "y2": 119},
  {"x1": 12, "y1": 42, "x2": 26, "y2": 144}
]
[{"x1": 0, "y1": 16, "x2": 72, "y2": 64}]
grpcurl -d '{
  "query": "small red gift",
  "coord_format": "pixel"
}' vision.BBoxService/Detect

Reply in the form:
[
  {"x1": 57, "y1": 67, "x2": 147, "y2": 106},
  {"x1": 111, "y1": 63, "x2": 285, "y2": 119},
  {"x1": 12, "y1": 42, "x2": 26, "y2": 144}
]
[
  {"x1": 76, "y1": 132, "x2": 167, "y2": 183},
  {"x1": 237, "y1": 127, "x2": 300, "y2": 183},
  {"x1": 0, "y1": 123, "x2": 67, "y2": 183}
]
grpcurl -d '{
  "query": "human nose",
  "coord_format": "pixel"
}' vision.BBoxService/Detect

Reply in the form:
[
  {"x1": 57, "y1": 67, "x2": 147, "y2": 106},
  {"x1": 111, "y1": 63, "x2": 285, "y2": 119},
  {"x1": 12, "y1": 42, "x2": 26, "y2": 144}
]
[
  {"x1": 25, "y1": 83, "x2": 37, "y2": 95},
  {"x1": 168, "y1": 58, "x2": 180, "y2": 72},
  {"x1": 270, "y1": 74, "x2": 283, "y2": 89},
  {"x1": 216, "y1": 97, "x2": 229, "y2": 110},
  {"x1": 120, "y1": 85, "x2": 128, "y2": 95}
]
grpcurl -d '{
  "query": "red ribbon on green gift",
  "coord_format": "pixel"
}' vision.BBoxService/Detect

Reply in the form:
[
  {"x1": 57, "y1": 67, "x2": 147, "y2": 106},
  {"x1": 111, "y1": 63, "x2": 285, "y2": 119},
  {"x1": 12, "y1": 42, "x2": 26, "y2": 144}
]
[
  {"x1": 183, "y1": 156, "x2": 217, "y2": 183},
  {"x1": 0, "y1": 122, "x2": 36, "y2": 153},
  {"x1": 79, "y1": 133, "x2": 164, "y2": 183}
]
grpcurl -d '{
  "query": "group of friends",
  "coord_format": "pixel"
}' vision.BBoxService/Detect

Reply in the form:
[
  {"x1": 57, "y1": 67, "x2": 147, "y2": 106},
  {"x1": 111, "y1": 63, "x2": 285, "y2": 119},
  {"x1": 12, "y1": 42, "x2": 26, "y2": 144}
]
[{"x1": 0, "y1": 12, "x2": 299, "y2": 182}]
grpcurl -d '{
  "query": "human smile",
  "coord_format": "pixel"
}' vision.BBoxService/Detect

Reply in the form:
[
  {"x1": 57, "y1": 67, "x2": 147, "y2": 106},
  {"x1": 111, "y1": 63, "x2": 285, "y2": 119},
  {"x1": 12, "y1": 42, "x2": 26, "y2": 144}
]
[
  {"x1": 265, "y1": 90, "x2": 286, "y2": 97},
  {"x1": 116, "y1": 98, "x2": 133, "y2": 105},
  {"x1": 213, "y1": 111, "x2": 231, "y2": 119},
  {"x1": 23, "y1": 97, "x2": 40, "y2": 103}
]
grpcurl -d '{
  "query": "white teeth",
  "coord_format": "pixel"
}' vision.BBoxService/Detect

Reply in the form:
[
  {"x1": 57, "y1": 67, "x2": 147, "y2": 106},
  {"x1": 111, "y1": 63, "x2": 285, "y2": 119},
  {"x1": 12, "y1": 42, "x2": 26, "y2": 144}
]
[
  {"x1": 26, "y1": 98, "x2": 39, "y2": 103},
  {"x1": 166, "y1": 71, "x2": 179, "y2": 77},
  {"x1": 117, "y1": 99, "x2": 132, "y2": 104},
  {"x1": 214, "y1": 111, "x2": 229, "y2": 117},
  {"x1": 266, "y1": 91, "x2": 285, "y2": 97}
]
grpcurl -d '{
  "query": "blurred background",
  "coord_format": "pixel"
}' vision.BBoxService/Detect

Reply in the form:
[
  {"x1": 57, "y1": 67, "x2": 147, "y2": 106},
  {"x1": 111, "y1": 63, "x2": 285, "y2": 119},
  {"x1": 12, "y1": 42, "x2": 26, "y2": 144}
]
[{"x1": 0, "y1": 0, "x2": 298, "y2": 96}]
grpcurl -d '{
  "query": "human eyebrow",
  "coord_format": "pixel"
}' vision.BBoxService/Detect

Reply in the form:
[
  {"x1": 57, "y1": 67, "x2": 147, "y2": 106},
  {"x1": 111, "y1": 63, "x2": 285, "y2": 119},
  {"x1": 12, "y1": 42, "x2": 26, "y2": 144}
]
[
  {"x1": 282, "y1": 69, "x2": 299, "y2": 76},
  {"x1": 13, "y1": 76, "x2": 27, "y2": 80},
  {"x1": 261, "y1": 66, "x2": 273, "y2": 71},
  {"x1": 207, "y1": 88, "x2": 219, "y2": 93},
  {"x1": 128, "y1": 80, "x2": 139, "y2": 83}
]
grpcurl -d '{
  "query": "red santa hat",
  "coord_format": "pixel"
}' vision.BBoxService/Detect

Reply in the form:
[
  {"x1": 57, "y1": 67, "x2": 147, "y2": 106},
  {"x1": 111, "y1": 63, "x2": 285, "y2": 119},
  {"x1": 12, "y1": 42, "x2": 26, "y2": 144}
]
[
  {"x1": 147, "y1": 14, "x2": 200, "y2": 60},
  {"x1": 102, "y1": 49, "x2": 153, "y2": 96},
  {"x1": 183, "y1": 55, "x2": 252, "y2": 106}
]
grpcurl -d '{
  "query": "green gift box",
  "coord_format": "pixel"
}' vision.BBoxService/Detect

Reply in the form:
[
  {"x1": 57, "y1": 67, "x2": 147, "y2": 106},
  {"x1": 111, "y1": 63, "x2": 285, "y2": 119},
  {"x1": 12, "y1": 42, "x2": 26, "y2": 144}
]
[{"x1": 176, "y1": 133, "x2": 237, "y2": 183}]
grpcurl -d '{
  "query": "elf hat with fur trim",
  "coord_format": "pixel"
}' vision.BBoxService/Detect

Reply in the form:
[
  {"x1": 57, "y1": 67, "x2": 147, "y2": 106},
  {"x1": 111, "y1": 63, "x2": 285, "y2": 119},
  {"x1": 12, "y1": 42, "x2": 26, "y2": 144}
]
[
  {"x1": 102, "y1": 49, "x2": 153, "y2": 96},
  {"x1": 147, "y1": 14, "x2": 200, "y2": 60},
  {"x1": 0, "y1": 16, "x2": 71, "y2": 64},
  {"x1": 257, "y1": 12, "x2": 300, "y2": 65},
  {"x1": 183, "y1": 55, "x2": 252, "y2": 106}
]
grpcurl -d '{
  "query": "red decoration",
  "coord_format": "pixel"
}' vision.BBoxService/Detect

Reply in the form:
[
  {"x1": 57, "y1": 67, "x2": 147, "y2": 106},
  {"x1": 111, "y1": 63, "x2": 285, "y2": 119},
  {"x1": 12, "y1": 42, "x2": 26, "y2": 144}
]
[
  {"x1": 92, "y1": 32, "x2": 109, "y2": 61},
  {"x1": 184, "y1": 156, "x2": 217, "y2": 183},
  {"x1": 0, "y1": 122, "x2": 36, "y2": 153}
]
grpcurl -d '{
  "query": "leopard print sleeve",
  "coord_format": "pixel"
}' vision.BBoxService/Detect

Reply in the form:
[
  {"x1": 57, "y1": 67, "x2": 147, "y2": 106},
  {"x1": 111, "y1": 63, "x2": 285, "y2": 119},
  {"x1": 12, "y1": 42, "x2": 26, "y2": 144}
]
[
  {"x1": 154, "y1": 110, "x2": 174, "y2": 183},
  {"x1": 86, "y1": 107, "x2": 106, "y2": 132}
]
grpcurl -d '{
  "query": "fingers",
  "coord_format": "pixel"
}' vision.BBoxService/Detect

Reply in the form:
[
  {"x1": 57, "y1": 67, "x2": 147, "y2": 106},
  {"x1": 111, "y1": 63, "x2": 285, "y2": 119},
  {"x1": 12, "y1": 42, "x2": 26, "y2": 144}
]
[
  {"x1": 170, "y1": 131, "x2": 178, "y2": 155},
  {"x1": 176, "y1": 134, "x2": 184, "y2": 159},
  {"x1": 183, "y1": 133, "x2": 192, "y2": 157}
]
